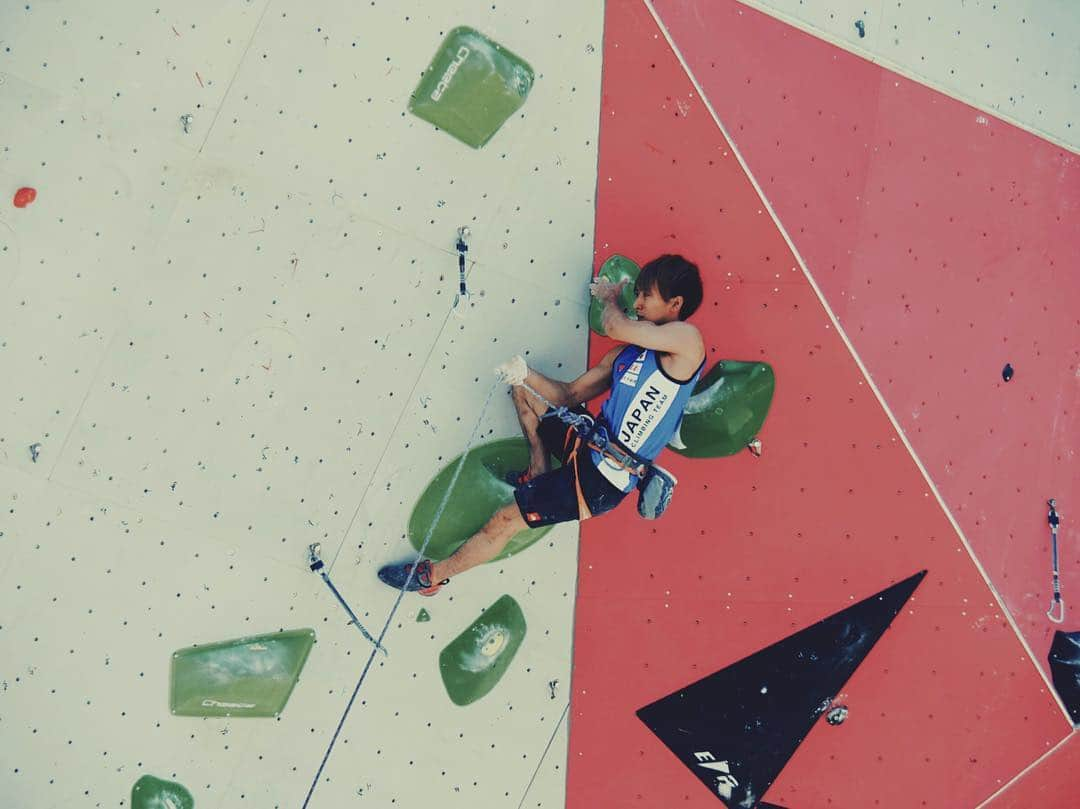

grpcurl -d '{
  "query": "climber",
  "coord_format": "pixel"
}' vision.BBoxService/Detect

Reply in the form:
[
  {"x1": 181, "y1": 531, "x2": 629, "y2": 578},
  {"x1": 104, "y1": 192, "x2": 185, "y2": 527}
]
[{"x1": 378, "y1": 255, "x2": 706, "y2": 595}]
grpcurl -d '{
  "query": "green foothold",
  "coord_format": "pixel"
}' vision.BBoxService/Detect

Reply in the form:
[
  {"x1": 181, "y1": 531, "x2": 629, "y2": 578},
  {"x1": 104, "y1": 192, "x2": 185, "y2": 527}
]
[
  {"x1": 667, "y1": 360, "x2": 776, "y2": 458},
  {"x1": 131, "y1": 774, "x2": 194, "y2": 809},
  {"x1": 409, "y1": 26, "x2": 535, "y2": 148},
  {"x1": 440, "y1": 595, "x2": 526, "y2": 706},
  {"x1": 417, "y1": 608, "x2": 431, "y2": 623},
  {"x1": 408, "y1": 437, "x2": 555, "y2": 562},
  {"x1": 169, "y1": 628, "x2": 316, "y2": 718},
  {"x1": 589, "y1": 254, "x2": 641, "y2": 336}
]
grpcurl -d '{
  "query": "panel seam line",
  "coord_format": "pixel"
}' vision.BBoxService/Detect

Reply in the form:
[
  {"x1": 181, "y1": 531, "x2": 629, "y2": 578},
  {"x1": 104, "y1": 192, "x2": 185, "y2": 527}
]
[{"x1": 641, "y1": 0, "x2": 1072, "y2": 725}]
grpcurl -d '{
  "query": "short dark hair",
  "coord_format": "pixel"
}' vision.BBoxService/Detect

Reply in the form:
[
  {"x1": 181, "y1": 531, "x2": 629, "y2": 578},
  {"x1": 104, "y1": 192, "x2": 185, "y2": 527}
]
[{"x1": 635, "y1": 255, "x2": 703, "y2": 321}]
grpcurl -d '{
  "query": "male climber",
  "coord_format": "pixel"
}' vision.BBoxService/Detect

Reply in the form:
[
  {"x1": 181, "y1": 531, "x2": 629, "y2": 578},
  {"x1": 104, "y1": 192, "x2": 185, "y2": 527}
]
[{"x1": 378, "y1": 254, "x2": 706, "y2": 596}]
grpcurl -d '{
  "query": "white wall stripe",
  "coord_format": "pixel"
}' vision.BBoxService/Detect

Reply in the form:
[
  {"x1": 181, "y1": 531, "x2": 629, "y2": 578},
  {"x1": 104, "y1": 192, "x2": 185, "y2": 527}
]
[{"x1": 642, "y1": 0, "x2": 1074, "y2": 732}]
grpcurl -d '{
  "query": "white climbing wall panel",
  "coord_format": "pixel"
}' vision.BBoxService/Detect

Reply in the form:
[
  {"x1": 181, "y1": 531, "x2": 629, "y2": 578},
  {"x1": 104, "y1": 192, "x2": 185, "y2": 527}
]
[
  {"x1": 0, "y1": 1, "x2": 604, "y2": 807},
  {"x1": 732, "y1": 0, "x2": 1080, "y2": 151}
]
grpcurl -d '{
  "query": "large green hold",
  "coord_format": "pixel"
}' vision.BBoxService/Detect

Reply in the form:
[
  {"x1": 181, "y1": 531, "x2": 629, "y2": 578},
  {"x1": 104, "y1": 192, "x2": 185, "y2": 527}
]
[
  {"x1": 440, "y1": 595, "x2": 527, "y2": 706},
  {"x1": 667, "y1": 360, "x2": 775, "y2": 458},
  {"x1": 409, "y1": 26, "x2": 534, "y2": 148},
  {"x1": 169, "y1": 629, "x2": 315, "y2": 718},
  {"x1": 408, "y1": 437, "x2": 555, "y2": 562},
  {"x1": 588, "y1": 254, "x2": 641, "y2": 336},
  {"x1": 131, "y1": 774, "x2": 194, "y2": 809}
]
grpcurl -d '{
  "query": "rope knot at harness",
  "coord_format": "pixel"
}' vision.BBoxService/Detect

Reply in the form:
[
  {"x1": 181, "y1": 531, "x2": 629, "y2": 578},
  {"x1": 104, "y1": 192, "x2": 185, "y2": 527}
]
[{"x1": 524, "y1": 382, "x2": 649, "y2": 477}]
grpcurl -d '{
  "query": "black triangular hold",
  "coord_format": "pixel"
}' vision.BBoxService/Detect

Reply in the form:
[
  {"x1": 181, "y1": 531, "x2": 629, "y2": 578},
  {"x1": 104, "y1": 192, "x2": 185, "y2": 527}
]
[
  {"x1": 1048, "y1": 630, "x2": 1080, "y2": 724},
  {"x1": 637, "y1": 570, "x2": 926, "y2": 807}
]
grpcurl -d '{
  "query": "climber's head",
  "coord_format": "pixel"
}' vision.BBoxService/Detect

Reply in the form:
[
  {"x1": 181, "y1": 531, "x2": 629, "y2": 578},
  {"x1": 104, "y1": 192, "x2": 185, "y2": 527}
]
[{"x1": 633, "y1": 255, "x2": 703, "y2": 325}]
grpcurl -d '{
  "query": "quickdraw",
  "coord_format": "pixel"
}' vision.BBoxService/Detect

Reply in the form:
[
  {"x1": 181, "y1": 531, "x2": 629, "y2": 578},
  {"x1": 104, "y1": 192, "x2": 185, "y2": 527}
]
[
  {"x1": 307, "y1": 543, "x2": 388, "y2": 656},
  {"x1": 1047, "y1": 499, "x2": 1065, "y2": 624},
  {"x1": 451, "y1": 226, "x2": 471, "y2": 318}
]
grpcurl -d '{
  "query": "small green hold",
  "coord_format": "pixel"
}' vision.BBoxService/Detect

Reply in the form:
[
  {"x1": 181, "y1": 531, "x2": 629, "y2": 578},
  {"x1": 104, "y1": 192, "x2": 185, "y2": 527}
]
[
  {"x1": 131, "y1": 774, "x2": 194, "y2": 809},
  {"x1": 440, "y1": 595, "x2": 526, "y2": 706},
  {"x1": 588, "y1": 254, "x2": 641, "y2": 336},
  {"x1": 417, "y1": 608, "x2": 431, "y2": 623}
]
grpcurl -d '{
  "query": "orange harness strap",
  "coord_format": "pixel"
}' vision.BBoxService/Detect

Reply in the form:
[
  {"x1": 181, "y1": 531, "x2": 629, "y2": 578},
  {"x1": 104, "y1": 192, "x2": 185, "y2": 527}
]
[
  {"x1": 568, "y1": 437, "x2": 593, "y2": 521},
  {"x1": 584, "y1": 440, "x2": 647, "y2": 477}
]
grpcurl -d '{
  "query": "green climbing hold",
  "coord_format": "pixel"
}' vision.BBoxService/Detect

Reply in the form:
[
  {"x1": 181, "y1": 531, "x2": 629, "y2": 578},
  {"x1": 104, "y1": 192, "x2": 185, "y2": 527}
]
[
  {"x1": 131, "y1": 774, "x2": 194, "y2": 809},
  {"x1": 409, "y1": 26, "x2": 534, "y2": 148},
  {"x1": 667, "y1": 360, "x2": 776, "y2": 458},
  {"x1": 589, "y1": 254, "x2": 641, "y2": 336},
  {"x1": 408, "y1": 437, "x2": 555, "y2": 562},
  {"x1": 440, "y1": 595, "x2": 527, "y2": 706},
  {"x1": 417, "y1": 608, "x2": 431, "y2": 623},
  {"x1": 169, "y1": 628, "x2": 315, "y2": 718}
]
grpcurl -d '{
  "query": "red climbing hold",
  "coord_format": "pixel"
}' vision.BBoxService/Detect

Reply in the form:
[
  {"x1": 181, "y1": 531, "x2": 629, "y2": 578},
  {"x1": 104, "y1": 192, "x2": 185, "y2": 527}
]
[{"x1": 13, "y1": 187, "x2": 37, "y2": 208}]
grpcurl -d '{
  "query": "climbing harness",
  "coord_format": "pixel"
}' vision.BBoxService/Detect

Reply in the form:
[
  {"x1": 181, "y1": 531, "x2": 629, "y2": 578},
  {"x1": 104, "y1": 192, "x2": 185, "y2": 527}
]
[
  {"x1": 307, "y1": 542, "x2": 388, "y2": 656},
  {"x1": 1047, "y1": 499, "x2": 1065, "y2": 624},
  {"x1": 451, "y1": 225, "x2": 471, "y2": 318},
  {"x1": 518, "y1": 380, "x2": 677, "y2": 520},
  {"x1": 519, "y1": 381, "x2": 644, "y2": 472}
]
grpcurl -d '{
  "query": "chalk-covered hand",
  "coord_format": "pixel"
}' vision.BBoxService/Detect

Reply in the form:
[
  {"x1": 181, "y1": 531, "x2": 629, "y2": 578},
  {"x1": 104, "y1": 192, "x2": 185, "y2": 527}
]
[
  {"x1": 589, "y1": 277, "x2": 628, "y2": 303},
  {"x1": 494, "y1": 354, "x2": 528, "y2": 386}
]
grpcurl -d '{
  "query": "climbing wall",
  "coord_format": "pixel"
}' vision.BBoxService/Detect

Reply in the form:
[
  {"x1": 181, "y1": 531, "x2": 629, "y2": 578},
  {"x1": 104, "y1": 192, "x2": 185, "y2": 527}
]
[
  {"x1": 735, "y1": 0, "x2": 1079, "y2": 152},
  {"x1": 653, "y1": 0, "x2": 1080, "y2": 695},
  {"x1": 568, "y1": 1, "x2": 1077, "y2": 807},
  {"x1": 0, "y1": 1, "x2": 604, "y2": 807},
  {"x1": 1, "y1": 0, "x2": 1077, "y2": 807}
]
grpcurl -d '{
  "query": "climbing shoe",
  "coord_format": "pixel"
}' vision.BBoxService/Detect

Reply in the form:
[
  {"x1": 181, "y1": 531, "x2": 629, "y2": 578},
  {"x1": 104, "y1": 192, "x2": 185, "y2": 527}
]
[{"x1": 377, "y1": 559, "x2": 448, "y2": 596}]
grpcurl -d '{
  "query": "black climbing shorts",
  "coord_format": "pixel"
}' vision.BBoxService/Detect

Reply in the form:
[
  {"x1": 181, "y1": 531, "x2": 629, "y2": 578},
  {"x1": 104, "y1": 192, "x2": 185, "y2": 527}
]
[{"x1": 513, "y1": 405, "x2": 629, "y2": 528}]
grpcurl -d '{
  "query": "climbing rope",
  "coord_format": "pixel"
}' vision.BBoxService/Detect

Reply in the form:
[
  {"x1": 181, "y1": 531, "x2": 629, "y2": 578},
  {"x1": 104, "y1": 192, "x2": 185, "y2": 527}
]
[
  {"x1": 302, "y1": 381, "x2": 502, "y2": 808},
  {"x1": 517, "y1": 379, "x2": 650, "y2": 477},
  {"x1": 519, "y1": 380, "x2": 595, "y2": 432}
]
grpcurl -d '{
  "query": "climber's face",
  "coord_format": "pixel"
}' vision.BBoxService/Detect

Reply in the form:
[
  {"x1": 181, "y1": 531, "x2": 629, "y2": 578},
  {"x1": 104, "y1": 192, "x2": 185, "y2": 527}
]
[{"x1": 634, "y1": 281, "x2": 683, "y2": 325}]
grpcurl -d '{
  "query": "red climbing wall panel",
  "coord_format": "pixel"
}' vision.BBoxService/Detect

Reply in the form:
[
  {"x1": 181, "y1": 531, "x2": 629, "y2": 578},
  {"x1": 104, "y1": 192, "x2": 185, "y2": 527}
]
[
  {"x1": 568, "y1": 2, "x2": 1073, "y2": 807},
  {"x1": 983, "y1": 733, "x2": 1080, "y2": 808},
  {"x1": 651, "y1": 0, "x2": 1080, "y2": 677}
]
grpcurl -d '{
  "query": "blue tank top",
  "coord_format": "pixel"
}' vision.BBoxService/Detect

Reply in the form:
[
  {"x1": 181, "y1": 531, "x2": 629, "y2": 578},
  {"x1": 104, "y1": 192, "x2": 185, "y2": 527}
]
[{"x1": 588, "y1": 344, "x2": 706, "y2": 493}]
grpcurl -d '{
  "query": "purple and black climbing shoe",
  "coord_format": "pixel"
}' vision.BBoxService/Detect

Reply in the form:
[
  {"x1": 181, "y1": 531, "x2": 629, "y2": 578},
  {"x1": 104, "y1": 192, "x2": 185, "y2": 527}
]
[{"x1": 377, "y1": 559, "x2": 448, "y2": 597}]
